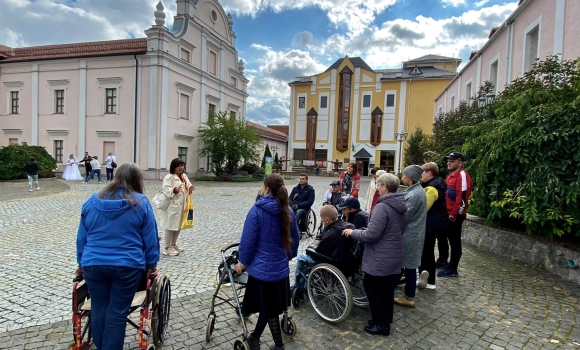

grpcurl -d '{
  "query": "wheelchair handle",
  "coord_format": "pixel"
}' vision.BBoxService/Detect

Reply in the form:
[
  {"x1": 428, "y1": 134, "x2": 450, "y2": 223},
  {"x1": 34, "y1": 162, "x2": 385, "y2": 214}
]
[
  {"x1": 221, "y1": 242, "x2": 240, "y2": 252},
  {"x1": 73, "y1": 276, "x2": 84, "y2": 282}
]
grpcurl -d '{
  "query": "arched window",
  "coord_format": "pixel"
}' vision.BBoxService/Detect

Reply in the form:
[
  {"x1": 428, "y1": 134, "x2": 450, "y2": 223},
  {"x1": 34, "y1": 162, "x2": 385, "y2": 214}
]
[
  {"x1": 306, "y1": 108, "x2": 318, "y2": 159},
  {"x1": 370, "y1": 106, "x2": 383, "y2": 146},
  {"x1": 336, "y1": 66, "x2": 352, "y2": 152}
]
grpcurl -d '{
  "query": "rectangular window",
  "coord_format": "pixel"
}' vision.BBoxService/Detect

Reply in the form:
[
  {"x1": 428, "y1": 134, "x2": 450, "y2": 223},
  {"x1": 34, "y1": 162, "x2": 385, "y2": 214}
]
[
  {"x1": 180, "y1": 48, "x2": 190, "y2": 63},
  {"x1": 231, "y1": 76, "x2": 237, "y2": 87},
  {"x1": 306, "y1": 114, "x2": 317, "y2": 159},
  {"x1": 55, "y1": 89, "x2": 65, "y2": 114},
  {"x1": 10, "y1": 91, "x2": 19, "y2": 114},
  {"x1": 451, "y1": 96, "x2": 455, "y2": 110},
  {"x1": 336, "y1": 70, "x2": 352, "y2": 152},
  {"x1": 178, "y1": 147, "x2": 188, "y2": 171},
  {"x1": 298, "y1": 97, "x2": 305, "y2": 108},
  {"x1": 9, "y1": 138, "x2": 18, "y2": 145},
  {"x1": 370, "y1": 113, "x2": 382, "y2": 146},
  {"x1": 105, "y1": 88, "x2": 117, "y2": 114},
  {"x1": 206, "y1": 154, "x2": 213, "y2": 172},
  {"x1": 209, "y1": 51, "x2": 217, "y2": 75},
  {"x1": 465, "y1": 83, "x2": 472, "y2": 101},
  {"x1": 386, "y1": 94, "x2": 395, "y2": 107},
  {"x1": 315, "y1": 149, "x2": 327, "y2": 161},
  {"x1": 490, "y1": 60, "x2": 499, "y2": 94},
  {"x1": 54, "y1": 140, "x2": 64, "y2": 163},
  {"x1": 525, "y1": 26, "x2": 539, "y2": 72},
  {"x1": 293, "y1": 148, "x2": 306, "y2": 160},
  {"x1": 208, "y1": 103, "x2": 216, "y2": 121},
  {"x1": 230, "y1": 111, "x2": 236, "y2": 119},
  {"x1": 180, "y1": 94, "x2": 190, "y2": 120},
  {"x1": 320, "y1": 96, "x2": 328, "y2": 108},
  {"x1": 362, "y1": 95, "x2": 371, "y2": 108}
]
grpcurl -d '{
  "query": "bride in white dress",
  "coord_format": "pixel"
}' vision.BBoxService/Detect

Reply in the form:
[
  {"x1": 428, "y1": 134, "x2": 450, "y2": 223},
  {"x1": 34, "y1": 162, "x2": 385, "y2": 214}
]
[{"x1": 62, "y1": 154, "x2": 84, "y2": 180}]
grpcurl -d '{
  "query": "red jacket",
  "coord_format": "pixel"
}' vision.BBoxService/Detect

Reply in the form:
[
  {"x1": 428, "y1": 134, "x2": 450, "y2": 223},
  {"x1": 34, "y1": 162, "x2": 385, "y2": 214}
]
[{"x1": 445, "y1": 168, "x2": 472, "y2": 217}]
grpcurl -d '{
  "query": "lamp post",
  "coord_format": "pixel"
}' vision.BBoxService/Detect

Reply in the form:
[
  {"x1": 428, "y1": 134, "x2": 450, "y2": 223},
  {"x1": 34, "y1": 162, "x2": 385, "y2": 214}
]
[
  {"x1": 478, "y1": 91, "x2": 496, "y2": 111},
  {"x1": 394, "y1": 130, "x2": 408, "y2": 175}
]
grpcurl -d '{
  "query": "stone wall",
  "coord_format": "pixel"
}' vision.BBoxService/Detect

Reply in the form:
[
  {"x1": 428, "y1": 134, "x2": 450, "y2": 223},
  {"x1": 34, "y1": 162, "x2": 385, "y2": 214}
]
[{"x1": 463, "y1": 216, "x2": 580, "y2": 285}]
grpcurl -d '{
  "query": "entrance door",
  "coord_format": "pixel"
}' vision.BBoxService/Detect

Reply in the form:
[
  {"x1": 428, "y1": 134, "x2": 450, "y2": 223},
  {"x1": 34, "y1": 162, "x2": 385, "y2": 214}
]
[{"x1": 356, "y1": 158, "x2": 370, "y2": 176}]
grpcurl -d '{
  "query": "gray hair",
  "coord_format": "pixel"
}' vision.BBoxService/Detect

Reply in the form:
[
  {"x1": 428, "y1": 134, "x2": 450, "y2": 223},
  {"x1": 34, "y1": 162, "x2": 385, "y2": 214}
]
[
  {"x1": 376, "y1": 173, "x2": 400, "y2": 193},
  {"x1": 376, "y1": 169, "x2": 387, "y2": 177}
]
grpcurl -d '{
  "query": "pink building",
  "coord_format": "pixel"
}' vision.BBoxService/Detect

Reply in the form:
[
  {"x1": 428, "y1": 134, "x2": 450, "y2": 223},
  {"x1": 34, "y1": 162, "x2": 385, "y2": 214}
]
[
  {"x1": 0, "y1": 0, "x2": 248, "y2": 179},
  {"x1": 434, "y1": 0, "x2": 579, "y2": 114}
]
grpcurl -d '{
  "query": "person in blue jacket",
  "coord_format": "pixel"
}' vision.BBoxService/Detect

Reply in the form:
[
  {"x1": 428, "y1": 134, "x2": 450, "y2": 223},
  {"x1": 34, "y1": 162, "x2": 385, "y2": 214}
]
[
  {"x1": 288, "y1": 173, "x2": 315, "y2": 232},
  {"x1": 235, "y1": 173, "x2": 300, "y2": 350},
  {"x1": 75, "y1": 163, "x2": 160, "y2": 350}
]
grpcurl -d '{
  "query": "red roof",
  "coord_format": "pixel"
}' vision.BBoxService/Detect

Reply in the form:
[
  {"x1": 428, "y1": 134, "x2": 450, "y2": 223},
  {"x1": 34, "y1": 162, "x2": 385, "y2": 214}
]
[
  {"x1": 267, "y1": 125, "x2": 289, "y2": 136},
  {"x1": 247, "y1": 121, "x2": 288, "y2": 142},
  {"x1": 0, "y1": 38, "x2": 148, "y2": 63}
]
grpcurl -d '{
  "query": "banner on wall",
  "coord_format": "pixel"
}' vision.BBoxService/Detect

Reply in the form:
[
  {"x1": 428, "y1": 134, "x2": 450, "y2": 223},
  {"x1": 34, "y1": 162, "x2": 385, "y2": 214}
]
[
  {"x1": 293, "y1": 160, "x2": 303, "y2": 167},
  {"x1": 303, "y1": 160, "x2": 315, "y2": 166},
  {"x1": 265, "y1": 157, "x2": 273, "y2": 175}
]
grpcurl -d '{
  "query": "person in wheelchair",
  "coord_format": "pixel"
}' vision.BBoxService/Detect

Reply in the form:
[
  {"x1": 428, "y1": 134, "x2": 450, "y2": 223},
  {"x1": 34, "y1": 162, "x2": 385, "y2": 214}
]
[
  {"x1": 292, "y1": 205, "x2": 355, "y2": 293},
  {"x1": 322, "y1": 179, "x2": 345, "y2": 210},
  {"x1": 337, "y1": 197, "x2": 369, "y2": 230},
  {"x1": 288, "y1": 173, "x2": 315, "y2": 232},
  {"x1": 75, "y1": 163, "x2": 160, "y2": 350}
]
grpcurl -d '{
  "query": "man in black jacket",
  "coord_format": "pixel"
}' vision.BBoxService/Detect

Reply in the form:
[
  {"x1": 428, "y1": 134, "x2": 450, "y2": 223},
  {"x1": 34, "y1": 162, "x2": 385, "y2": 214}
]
[
  {"x1": 337, "y1": 197, "x2": 369, "y2": 229},
  {"x1": 289, "y1": 173, "x2": 315, "y2": 232},
  {"x1": 25, "y1": 157, "x2": 40, "y2": 192},
  {"x1": 80, "y1": 152, "x2": 92, "y2": 177},
  {"x1": 292, "y1": 205, "x2": 355, "y2": 290}
]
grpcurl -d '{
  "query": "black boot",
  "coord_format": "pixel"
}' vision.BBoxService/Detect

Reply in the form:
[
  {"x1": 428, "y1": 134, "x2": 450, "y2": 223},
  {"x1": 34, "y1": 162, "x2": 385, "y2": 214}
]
[
  {"x1": 247, "y1": 335, "x2": 260, "y2": 350},
  {"x1": 364, "y1": 324, "x2": 390, "y2": 336}
]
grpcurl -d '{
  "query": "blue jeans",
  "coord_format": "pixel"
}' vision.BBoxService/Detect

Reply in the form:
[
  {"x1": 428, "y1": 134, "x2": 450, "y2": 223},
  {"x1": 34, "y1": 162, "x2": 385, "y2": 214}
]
[
  {"x1": 294, "y1": 253, "x2": 316, "y2": 290},
  {"x1": 295, "y1": 209, "x2": 308, "y2": 231},
  {"x1": 27, "y1": 174, "x2": 39, "y2": 189},
  {"x1": 84, "y1": 169, "x2": 102, "y2": 183},
  {"x1": 82, "y1": 265, "x2": 143, "y2": 350}
]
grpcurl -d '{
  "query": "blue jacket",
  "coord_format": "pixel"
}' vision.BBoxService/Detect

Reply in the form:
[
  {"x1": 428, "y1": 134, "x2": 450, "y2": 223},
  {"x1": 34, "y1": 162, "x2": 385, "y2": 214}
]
[
  {"x1": 239, "y1": 196, "x2": 300, "y2": 282},
  {"x1": 77, "y1": 190, "x2": 160, "y2": 270},
  {"x1": 289, "y1": 184, "x2": 315, "y2": 210}
]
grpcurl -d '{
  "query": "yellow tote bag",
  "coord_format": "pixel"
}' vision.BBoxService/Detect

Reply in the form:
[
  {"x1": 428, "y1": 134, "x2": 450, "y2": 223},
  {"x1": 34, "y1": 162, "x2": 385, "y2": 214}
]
[{"x1": 181, "y1": 193, "x2": 194, "y2": 229}]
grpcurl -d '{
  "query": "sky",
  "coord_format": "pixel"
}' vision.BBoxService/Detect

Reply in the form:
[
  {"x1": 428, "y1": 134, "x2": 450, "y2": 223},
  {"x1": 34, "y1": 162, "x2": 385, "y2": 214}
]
[{"x1": 0, "y1": 0, "x2": 518, "y2": 126}]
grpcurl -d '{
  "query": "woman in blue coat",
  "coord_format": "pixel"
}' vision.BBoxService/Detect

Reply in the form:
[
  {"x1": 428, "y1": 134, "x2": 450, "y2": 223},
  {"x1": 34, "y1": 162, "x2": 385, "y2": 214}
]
[{"x1": 235, "y1": 174, "x2": 300, "y2": 350}]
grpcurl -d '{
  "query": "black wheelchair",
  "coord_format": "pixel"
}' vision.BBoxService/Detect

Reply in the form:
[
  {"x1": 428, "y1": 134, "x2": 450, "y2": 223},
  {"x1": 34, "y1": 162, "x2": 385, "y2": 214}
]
[
  {"x1": 296, "y1": 208, "x2": 317, "y2": 238},
  {"x1": 69, "y1": 272, "x2": 171, "y2": 350}
]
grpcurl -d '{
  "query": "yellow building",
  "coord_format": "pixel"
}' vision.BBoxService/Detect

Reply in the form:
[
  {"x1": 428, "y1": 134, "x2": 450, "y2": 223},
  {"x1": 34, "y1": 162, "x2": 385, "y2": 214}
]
[{"x1": 287, "y1": 55, "x2": 459, "y2": 175}]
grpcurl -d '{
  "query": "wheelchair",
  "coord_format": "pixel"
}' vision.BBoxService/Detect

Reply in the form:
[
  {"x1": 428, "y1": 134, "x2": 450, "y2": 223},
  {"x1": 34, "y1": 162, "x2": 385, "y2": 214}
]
[
  {"x1": 297, "y1": 208, "x2": 317, "y2": 238},
  {"x1": 69, "y1": 272, "x2": 171, "y2": 350},
  {"x1": 206, "y1": 243, "x2": 297, "y2": 350},
  {"x1": 291, "y1": 243, "x2": 368, "y2": 324}
]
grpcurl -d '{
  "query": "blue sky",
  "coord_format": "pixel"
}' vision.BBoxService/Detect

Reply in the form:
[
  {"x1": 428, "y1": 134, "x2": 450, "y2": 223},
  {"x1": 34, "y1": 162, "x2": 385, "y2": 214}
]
[{"x1": 0, "y1": 0, "x2": 518, "y2": 125}]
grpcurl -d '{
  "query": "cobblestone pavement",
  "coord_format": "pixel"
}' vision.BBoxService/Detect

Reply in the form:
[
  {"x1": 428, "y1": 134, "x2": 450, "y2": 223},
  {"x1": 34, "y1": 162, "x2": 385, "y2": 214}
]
[
  {"x1": 0, "y1": 176, "x2": 579, "y2": 349},
  {"x1": 0, "y1": 178, "x2": 70, "y2": 201}
]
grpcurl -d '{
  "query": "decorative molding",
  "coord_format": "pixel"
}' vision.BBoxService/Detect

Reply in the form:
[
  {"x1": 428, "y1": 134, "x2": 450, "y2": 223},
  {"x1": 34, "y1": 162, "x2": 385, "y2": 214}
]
[
  {"x1": 206, "y1": 40, "x2": 220, "y2": 52},
  {"x1": 3, "y1": 81, "x2": 23, "y2": 89},
  {"x1": 229, "y1": 68, "x2": 241, "y2": 78},
  {"x1": 2, "y1": 128, "x2": 23, "y2": 134},
  {"x1": 96, "y1": 131, "x2": 122, "y2": 137},
  {"x1": 206, "y1": 94, "x2": 220, "y2": 103},
  {"x1": 175, "y1": 133, "x2": 195, "y2": 141},
  {"x1": 179, "y1": 40, "x2": 196, "y2": 52},
  {"x1": 228, "y1": 103, "x2": 240, "y2": 111},
  {"x1": 176, "y1": 82, "x2": 196, "y2": 93},
  {"x1": 47, "y1": 79, "x2": 69, "y2": 87},
  {"x1": 46, "y1": 129, "x2": 69, "y2": 136},
  {"x1": 97, "y1": 77, "x2": 122, "y2": 86}
]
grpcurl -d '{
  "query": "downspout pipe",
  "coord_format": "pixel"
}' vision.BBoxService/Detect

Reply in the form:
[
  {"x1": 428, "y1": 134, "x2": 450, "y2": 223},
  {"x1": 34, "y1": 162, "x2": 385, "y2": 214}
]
[{"x1": 133, "y1": 54, "x2": 139, "y2": 164}]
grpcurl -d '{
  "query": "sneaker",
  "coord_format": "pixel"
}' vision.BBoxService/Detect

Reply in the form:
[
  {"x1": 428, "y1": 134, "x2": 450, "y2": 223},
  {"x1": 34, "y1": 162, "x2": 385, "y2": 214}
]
[
  {"x1": 417, "y1": 271, "x2": 429, "y2": 289},
  {"x1": 173, "y1": 244, "x2": 184, "y2": 252},
  {"x1": 83, "y1": 182, "x2": 87, "y2": 184},
  {"x1": 163, "y1": 247, "x2": 179, "y2": 256},
  {"x1": 425, "y1": 284, "x2": 436, "y2": 290},
  {"x1": 36, "y1": 187, "x2": 40, "y2": 191},
  {"x1": 435, "y1": 260, "x2": 448, "y2": 269},
  {"x1": 394, "y1": 296, "x2": 415, "y2": 308},
  {"x1": 437, "y1": 268, "x2": 458, "y2": 277},
  {"x1": 98, "y1": 182, "x2": 102, "y2": 184},
  {"x1": 28, "y1": 189, "x2": 32, "y2": 192}
]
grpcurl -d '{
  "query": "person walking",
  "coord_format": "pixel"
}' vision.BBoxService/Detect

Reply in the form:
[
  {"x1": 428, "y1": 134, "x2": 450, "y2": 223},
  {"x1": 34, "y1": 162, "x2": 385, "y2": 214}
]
[
  {"x1": 418, "y1": 162, "x2": 449, "y2": 290},
  {"x1": 105, "y1": 152, "x2": 117, "y2": 182},
  {"x1": 234, "y1": 174, "x2": 300, "y2": 350},
  {"x1": 81, "y1": 152, "x2": 92, "y2": 178},
  {"x1": 343, "y1": 173, "x2": 406, "y2": 336},
  {"x1": 159, "y1": 158, "x2": 195, "y2": 256},
  {"x1": 83, "y1": 157, "x2": 102, "y2": 184},
  {"x1": 25, "y1": 157, "x2": 40, "y2": 192},
  {"x1": 315, "y1": 163, "x2": 320, "y2": 176},
  {"x1": 438, "y1": 152, "x2": 472, "y2": 278},
  {"x1": 338, "y1": 163, "x2": 361, "y2": 198},
  {"x1": 394, "y1": 165, "x2": 427, "y2": 308},
  {"x1": 75, "y1": 163, "x2": 160, "y2": 350}
]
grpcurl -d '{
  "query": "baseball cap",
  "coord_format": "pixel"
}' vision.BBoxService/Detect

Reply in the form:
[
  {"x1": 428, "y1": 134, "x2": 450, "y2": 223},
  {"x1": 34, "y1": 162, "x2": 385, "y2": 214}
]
[
  {"x1": 444, "y1": 151, "x2": 465, "y2": 161},
  {"x1": 330, "y1": 179, "x2": 340, "y2": 186},
  {"x1": 336, "y1": 197, "x2": 360, "y2": 210}
]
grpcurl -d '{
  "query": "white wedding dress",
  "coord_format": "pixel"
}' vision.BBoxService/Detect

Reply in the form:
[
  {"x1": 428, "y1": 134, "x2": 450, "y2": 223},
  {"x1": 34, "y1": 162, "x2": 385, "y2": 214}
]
[{"x1": 62, "y1": 159, "x2": 84, "y2": 180}]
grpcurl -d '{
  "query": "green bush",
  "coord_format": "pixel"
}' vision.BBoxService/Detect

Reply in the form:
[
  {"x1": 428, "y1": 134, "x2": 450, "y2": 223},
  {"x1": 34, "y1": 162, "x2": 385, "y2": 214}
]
[{"x1": 0, "y1": 144, "x2": 57, "y2": 180}]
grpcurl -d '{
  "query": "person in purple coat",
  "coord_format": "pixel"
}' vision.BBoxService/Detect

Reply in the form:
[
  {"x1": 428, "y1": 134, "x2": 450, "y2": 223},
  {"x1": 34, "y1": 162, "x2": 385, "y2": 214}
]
[
  {"x1": 343, "y1": 173, "x2": 406, "y2": 336},
  {"x1": 235, "y1": 174, "x2": 300, "y2": 350}
]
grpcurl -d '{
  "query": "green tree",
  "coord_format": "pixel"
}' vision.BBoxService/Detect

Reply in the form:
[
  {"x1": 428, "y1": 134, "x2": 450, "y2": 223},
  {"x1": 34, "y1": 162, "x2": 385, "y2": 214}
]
[
  {"x1": 197, "y1": 111, "x2": 262, "y2": 176},
  {"x1": 463, "y1": 56, "x2": 580, "y2": 237},
  {"x1": 403, "y1": 126, "x2": 425, "y2": 166},
  {"x1": 273, "y1": 152, "x2": 280, "y2": 170},
  {"x1": 0, "y1": 144, "x2": 57, "y2": 180}
]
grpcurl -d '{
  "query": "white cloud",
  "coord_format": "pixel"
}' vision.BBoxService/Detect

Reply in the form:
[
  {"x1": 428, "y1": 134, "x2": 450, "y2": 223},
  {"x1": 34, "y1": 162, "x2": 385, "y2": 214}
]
[
  {"x1": 441, "y1": 0, "x2": 466, "y2": 7},
  {"x1": 474, "y1": 0, "x2": 490, "y2": 7}
]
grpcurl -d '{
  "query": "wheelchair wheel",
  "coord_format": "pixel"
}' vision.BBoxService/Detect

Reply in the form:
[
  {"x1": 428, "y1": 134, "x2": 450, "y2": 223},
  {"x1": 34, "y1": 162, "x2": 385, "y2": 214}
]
[
  {"x1": 152, "y1": 274, "x2": 171, "y2": 346},
  {"x1": 291, "y1": 288, "x2": 300, "y2": 308},
  {"x1": 233, "y1": 337, "x2": 250, "y2": 350},
  {"x1": 307, "y1": 263, "x2": 352, "y2": 324},
  {"x1": 351, "y1": 271, "x2": 369, "y2": 308},
  {"x1": 305, "y1": 209, "x2": 317, "y2": 238},
  {"x1": 205, "y1": 313, "x2": 216, "y2": 342},
  {"x1": 281, "y1": 317, "x2": 297, "y2": 338}
]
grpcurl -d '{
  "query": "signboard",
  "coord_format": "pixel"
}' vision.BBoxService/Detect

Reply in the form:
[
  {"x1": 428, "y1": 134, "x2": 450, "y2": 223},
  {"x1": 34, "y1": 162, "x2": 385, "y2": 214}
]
[
  {"x1": 303, "y1": 160, "x2": 316, "y2": 166},
  {"x1": 293, "y1": 160, "x2": 303, "y2": 167},
  {"x1": 265, "y1": 156, "x2": 273, "y2": 175}
]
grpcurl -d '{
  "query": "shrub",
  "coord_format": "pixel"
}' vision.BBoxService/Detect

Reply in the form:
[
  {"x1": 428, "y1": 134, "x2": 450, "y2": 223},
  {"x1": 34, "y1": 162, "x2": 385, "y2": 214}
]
[{"x1": 0, "y1": 144, "x2": 57, "y2": 180}]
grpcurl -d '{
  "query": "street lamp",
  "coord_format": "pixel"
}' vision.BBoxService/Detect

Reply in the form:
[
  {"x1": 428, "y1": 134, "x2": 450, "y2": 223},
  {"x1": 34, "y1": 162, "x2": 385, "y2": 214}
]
[
  {"x1": 478, "y1": 91, "x2": 496, "y2": 111},
  {"x1": 394, "y1": 130, "x2": 408, "y2": 175}
]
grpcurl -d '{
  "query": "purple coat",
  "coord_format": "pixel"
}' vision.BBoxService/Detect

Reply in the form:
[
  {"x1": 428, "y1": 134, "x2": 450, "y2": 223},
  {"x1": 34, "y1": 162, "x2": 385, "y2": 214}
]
[{"x1": 351, "y1": 192, "x2": 406, "y2": 277}]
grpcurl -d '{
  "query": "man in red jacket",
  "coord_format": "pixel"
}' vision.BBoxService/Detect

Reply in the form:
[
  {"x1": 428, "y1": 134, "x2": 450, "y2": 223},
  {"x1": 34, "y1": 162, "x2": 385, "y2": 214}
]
[{"x1": 437, "y1": 151, "x2": 472, "y2": 277}]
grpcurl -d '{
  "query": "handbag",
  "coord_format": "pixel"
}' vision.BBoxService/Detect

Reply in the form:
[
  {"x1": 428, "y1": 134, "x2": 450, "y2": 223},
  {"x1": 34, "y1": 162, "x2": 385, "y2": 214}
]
[
  {"x1": 181, "y1": 193, "x2": 194, "y2": 229},
  {"x1": 152, "y1": 176, "x2": 172, "y2": 211},
  {"x1": 111, "y1": 161, "x2": 117, "y2": 168}
]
